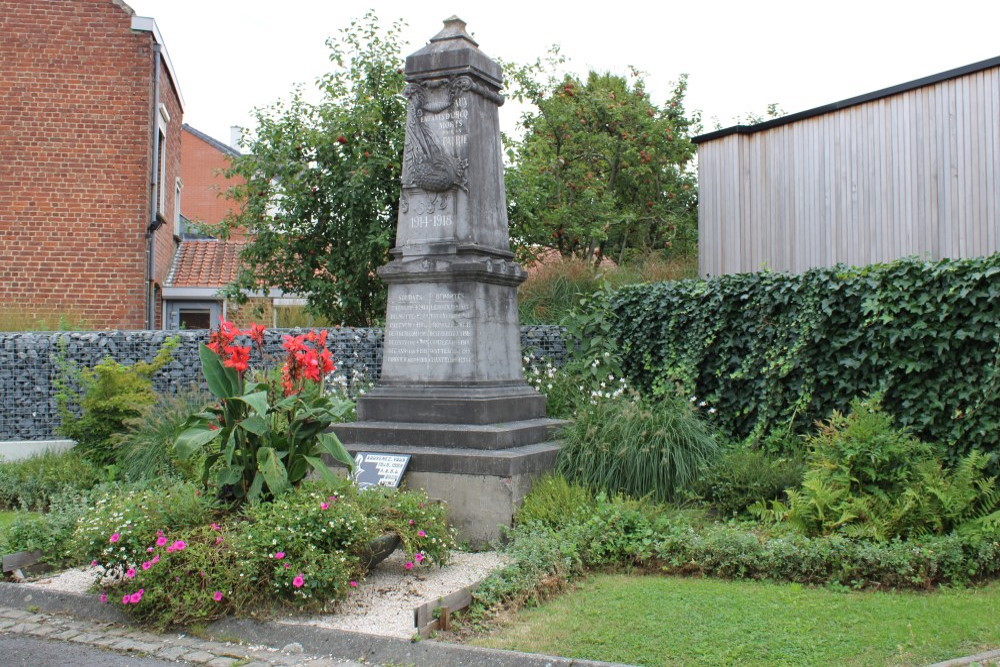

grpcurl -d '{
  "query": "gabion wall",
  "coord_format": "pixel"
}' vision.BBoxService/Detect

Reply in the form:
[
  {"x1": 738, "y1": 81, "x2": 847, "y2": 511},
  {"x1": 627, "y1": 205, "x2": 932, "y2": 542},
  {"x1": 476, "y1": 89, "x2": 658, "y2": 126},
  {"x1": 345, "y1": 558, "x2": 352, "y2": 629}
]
[{"x1": 0, "y1": 326, "x2": 566, "y2": 441}]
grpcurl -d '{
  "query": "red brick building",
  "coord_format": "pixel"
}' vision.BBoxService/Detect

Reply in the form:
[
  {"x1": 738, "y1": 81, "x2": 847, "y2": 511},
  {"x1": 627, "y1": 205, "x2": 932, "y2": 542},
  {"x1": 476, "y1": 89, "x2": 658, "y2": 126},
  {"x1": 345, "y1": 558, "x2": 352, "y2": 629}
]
[{"x1": 0, "y1": 0, "x2": 183, "y2": 329}]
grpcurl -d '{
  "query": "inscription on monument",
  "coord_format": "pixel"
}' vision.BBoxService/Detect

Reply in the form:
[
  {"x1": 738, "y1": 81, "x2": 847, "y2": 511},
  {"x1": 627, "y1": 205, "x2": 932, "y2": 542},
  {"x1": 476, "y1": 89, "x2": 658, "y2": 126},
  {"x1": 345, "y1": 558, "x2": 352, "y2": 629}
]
[{"x1": 384, "y1": 289, "x2": 474, "y2": 365}]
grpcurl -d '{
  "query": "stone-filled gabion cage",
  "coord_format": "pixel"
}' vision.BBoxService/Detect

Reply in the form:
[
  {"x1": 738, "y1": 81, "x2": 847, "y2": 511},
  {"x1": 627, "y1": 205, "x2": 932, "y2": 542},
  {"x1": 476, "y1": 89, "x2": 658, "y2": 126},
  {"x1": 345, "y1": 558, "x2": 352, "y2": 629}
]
[{"x1": 0, "y1": 326, "x2": 566, "y2": 441}]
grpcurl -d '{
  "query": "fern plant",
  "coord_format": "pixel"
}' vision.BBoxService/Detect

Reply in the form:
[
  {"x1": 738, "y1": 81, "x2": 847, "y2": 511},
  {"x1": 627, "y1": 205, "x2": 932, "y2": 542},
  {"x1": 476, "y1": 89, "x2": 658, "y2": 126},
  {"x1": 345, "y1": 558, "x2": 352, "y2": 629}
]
[{"x1": 752, "y1": 395, "x2": 1000, "y2": 540}]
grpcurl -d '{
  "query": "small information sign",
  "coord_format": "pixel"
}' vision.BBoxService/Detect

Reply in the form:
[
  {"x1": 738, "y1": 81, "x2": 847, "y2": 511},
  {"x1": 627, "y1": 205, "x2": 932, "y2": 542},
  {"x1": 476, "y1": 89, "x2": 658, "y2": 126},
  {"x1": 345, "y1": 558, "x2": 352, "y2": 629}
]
[{"x1": 352, "y1": 452, "x2": 411, "y2": 490}]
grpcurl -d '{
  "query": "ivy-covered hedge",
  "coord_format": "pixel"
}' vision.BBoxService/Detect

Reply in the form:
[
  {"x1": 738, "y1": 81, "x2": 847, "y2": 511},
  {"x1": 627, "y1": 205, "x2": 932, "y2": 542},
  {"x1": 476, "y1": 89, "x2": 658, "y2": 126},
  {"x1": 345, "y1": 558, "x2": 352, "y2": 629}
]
[{"x1": 612, "y1": 254, "x2": 1000, "y2": 459}]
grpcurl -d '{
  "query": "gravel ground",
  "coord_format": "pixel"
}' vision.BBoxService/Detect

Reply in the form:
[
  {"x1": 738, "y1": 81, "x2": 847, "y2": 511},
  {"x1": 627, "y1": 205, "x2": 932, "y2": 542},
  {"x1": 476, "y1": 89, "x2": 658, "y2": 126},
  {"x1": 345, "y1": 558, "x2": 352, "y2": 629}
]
[
  {"x1": 279, "y1": 550, "x2": 509, "y2": 638},
  {"x1": 20, "y1": 549, "x2": 509, "y2": 640}
]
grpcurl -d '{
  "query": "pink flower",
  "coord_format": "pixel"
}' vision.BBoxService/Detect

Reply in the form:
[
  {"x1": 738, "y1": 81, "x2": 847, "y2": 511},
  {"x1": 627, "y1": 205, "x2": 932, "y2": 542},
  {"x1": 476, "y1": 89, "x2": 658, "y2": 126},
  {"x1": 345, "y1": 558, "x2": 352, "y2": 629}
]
[
  {"x1": 128, "y1": 591, "x2": 142, "y2": 604},
  {"x1": 283, "y1": 563, "x2": 290, "y2": 569},
  {"x1": 404, "y1": 561, "x2": 414, "y2": 571},
  {"x1": 146, "y1": 547, "x2": 154, "y2": 553},
  {"x1": 415, "y1": 553, "x2": 424, "y2": 563},
  {"x1": 90, "y1": 559, "x2": 98, "y2": 567},
  {"x1": 172, "y1": 540, "x2": 187, "y2": 551},
  {"x1": 417, "y1": 530, "x2": 427, "y2": 538},
  {"x1": 292, "y1": 574, "x2": 305, "y2": 588},
  {"x1": 125, "y1": 568, "x2": 136, "y2": 579},
  {"x1": 109, "y1": 533, "x2": 120, "y2": 543},
  {"x1": 349, "y1": 581, "x2": 358, "y2": 588},
  {"x1": 151, "y1": 555, "x2": 160, "y2": 564},
  {"x1": 156, "y1": 536, "x2": 167, "y2": 547},
  {"x1": 122, "y1": 594, "x2": 130, "y2": 604},
  {"x1": 211, "y1": 523, "x2": 222, "y2": 531},
  {"x1": 328, "y1": 495, "x2": 338, "y2": 502},
  {"x1": 274, "y1": 552, "x2": 285, "y2": 560},
  {"x1": 320, "y1": 502, "x2": 329, "y2": 510},
  {"x1": 141, "y1": 562, "x2": 151, "y2": 571},
  {"x1": 408, "y1": 519, "x2": 414, "y2": 525},
  {"x1": 99, "y1": 593, "x2": 107, "y2": 603},
  {"x1": 166, "y1": 545, "x2": 175, "y2": 553},
  {"x1": 213, "y1": 591, "x2": 223, "y2": 602},
  {"x1": 215, "y1": 536, "x2": 224, "y2": 545},
  {"x1": 156, "y1": 530, "x2": 164, "y2": 537}
]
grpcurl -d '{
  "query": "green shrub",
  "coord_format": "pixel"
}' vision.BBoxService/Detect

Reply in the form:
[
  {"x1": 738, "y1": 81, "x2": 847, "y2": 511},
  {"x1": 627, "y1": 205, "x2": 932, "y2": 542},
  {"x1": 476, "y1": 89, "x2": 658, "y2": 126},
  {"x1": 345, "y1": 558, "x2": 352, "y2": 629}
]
[
  {"x1": 0, "y1": 449, "x2": 101, "y2": 511},
  {"x1": 4, "y1": 490, "x2": 92, "y2": 566},
  {"x1": 517, "y1": 253, "x2": 697, "y2": 325},
  {"x1": 516, "y1": 474, "x2": 592, "y2": 528},
  {"x1": 557, "y1": 395, "x2": 719, "y2": 503},
  {"x1": 93, "y1": 482, "x2": 454, "y2": 629},
  {"x1": 612, "y1": 254, "x2": 1000, "y2": 463},
  {"x1": 116, "y1": 389, "x2": 210, "y2": 482},
  {"x1": 697, "y1": 445, "x2": 804, "y2": 517},
  {"x1": 56, "y1": 338, "x2": 178, "y2": 467},
  {"x1": 71, "y1": 480, "x2": 218, "y2": 571},
  {"x1": 752, "y1": 396, "x2": 1000, "y2": 540},
  {"x1": 468, "y1": 493, "x2": 1000, "y2": 626}
]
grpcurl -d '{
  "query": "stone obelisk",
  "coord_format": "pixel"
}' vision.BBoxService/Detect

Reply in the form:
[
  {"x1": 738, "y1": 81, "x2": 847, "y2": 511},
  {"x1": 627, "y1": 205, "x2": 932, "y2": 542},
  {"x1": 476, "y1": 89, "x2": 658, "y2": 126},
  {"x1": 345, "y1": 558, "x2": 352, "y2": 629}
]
[{"x1": 333, "y1": 17, "x2": 564, "y2": 545}]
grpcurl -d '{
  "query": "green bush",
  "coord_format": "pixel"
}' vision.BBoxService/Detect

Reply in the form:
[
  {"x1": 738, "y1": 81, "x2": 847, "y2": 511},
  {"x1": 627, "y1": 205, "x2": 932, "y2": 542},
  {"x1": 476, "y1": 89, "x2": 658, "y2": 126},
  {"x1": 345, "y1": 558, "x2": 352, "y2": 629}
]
[
  {"x1": 468, "y1": 492, "x2": 1000, "y2": 625},
  {"x1": 116, "y1": 389, "x2": 210, "y2": 482},
  {"x1": 697, "y1": 445, "x2": 804, "y2": 517},
  {"x1": 612, "y1": 254, "x2": 1000, "y2": 464},
  {"x1": 56, "y1": 338, "x2": 178, "y2": 467},
  {"x1": 4, "y1": 490, "x2": 92, "y2": 566},
  {"x1": 91, "y1": 482, "x2": 454, "y2": 629},
  {"x1": 71, "y1": 480, "x2": 218, "y2": 571},
  {"x1": 515, "y1": 474, "x2": 592, "y2": 528},
  {"x1": 752, "y1": 396, "x2": 1000, "y2": 540},
  {"x1": 0, "y1": 449, "x2": 101, "y2": 511},
  {"x1": 557, "y1": 394, "x2": 719, "y2": 502}
]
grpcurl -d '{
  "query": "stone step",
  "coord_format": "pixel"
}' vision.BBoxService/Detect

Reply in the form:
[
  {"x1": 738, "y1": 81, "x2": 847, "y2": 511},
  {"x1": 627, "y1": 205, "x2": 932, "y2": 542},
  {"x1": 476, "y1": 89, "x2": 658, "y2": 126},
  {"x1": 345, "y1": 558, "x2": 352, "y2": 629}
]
[{"x1": 333, "y1": 417, "x2": 568, "y2": 451}]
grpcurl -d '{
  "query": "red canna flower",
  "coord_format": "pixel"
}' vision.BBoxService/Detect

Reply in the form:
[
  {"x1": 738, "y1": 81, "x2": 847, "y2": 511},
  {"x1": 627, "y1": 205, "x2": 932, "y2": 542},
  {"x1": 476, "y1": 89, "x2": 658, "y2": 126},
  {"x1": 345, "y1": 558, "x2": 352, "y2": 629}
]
[
  {"x1": 223, "y1": 345, "x2": 251, "y2": 373},
  {"x1": 246, "y1": 323, "x2": 266, "y2": 346}
]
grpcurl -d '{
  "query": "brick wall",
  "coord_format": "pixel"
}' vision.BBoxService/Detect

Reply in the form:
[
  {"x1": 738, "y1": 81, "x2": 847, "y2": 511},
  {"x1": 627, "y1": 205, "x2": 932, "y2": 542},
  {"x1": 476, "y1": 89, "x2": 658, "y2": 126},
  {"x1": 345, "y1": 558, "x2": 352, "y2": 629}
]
[
  {"x1": 180, "y1": 127, "x2": 245, "y2": 228},
  {"x1": 0, "y1": 0, "x2": 182, "y2": 329}
]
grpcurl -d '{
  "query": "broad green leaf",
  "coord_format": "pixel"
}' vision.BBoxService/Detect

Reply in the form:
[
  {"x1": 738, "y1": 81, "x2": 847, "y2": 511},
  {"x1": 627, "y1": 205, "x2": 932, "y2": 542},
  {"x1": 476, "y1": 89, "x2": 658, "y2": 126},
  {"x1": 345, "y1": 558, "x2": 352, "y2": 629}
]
[
  {"x1": 247, "y1": 472, "x2": 264, "y2": 502},
  {"x1": 199, "y1": 343, "x2": 238, "y2": 399},
  {"x1": 258, "y1": 447, "x2": 289, "y2": 496},
  {"x1": 217, "y1": 465, "x2": 243, "y2": 486},
  {"x1": 176, "y1": 426, "x2": 221, "y2": 460},
  {"x1": 316, "y1": 431, "x2": 356, "y2": 472},
  {"x1": 239, "y1": 414, "x2": 268, "y2": 436},
  {"x1": 304, "y1": 455, "x2": 344, "y2": 486},
  {"x1": 235, "y1": 391, "x2": 269, "y2": 418}
]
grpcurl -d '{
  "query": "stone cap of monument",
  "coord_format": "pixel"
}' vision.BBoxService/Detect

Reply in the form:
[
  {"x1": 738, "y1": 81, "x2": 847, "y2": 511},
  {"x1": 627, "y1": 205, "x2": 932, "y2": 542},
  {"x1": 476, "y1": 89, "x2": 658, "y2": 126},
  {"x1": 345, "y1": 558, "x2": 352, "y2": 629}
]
[{"x1": 405, "y1": 16, "x2": 503, "y2": 89}]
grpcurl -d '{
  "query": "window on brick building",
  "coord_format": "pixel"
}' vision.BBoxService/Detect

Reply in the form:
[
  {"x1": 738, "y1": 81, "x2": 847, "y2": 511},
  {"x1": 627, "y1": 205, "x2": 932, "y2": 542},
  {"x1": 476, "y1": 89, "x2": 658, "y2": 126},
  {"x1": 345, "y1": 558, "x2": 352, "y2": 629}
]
[{"x1": 155, "y1": 104, "x2": 169, "y2": 220}]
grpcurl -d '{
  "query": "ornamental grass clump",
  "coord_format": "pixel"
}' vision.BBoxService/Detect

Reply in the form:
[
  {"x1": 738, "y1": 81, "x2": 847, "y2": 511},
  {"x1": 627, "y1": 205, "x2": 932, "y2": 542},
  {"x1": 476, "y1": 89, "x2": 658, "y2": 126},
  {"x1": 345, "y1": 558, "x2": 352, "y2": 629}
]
[{"x1": 557, "y1": 394, "x2": 719, "y2": 502}]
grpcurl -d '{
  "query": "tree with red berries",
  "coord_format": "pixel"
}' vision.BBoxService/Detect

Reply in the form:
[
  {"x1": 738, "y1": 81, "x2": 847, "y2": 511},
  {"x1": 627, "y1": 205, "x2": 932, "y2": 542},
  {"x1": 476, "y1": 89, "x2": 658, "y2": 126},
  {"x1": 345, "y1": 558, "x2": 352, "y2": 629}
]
[
  {"x1": 217, "y1": 13, "x2": 407, "y2": 326},
  {"x1": 504, "y1": 52, "x2": 700, "y2": 265}
]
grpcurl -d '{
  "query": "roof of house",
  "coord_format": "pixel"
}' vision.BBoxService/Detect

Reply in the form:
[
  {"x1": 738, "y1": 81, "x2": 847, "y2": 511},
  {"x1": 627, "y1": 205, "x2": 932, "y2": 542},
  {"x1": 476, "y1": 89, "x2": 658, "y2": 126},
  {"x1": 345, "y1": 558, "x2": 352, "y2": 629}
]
[
  {"x1": 181, "y1": 123, "x2": 241, "y2": 157},
  {"x1": 165, "y1": 239, "x2": 245, "y2": 288},
  {"x1": 693, "y1": 54, "x2": 1000, "y2": 144}
]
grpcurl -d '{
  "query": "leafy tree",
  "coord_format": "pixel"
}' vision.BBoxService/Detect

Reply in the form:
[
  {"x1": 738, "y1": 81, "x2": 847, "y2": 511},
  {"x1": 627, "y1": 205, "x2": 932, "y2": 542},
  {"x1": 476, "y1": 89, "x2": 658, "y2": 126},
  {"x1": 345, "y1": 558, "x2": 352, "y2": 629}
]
[
  {"x1": 218, "y1": 13, "x2": 407, "y2": 326},
  {"x1": 504, "y1": 51, "x2": 700, "y2": 265}
]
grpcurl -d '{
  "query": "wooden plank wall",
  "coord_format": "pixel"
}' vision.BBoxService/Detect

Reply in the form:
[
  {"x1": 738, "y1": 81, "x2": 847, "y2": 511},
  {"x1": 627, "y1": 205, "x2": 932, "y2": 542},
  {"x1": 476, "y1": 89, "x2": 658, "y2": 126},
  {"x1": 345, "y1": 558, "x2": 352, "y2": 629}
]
[{"x1": 698, "y1": 65, "x2": 1000, "y2": 276}]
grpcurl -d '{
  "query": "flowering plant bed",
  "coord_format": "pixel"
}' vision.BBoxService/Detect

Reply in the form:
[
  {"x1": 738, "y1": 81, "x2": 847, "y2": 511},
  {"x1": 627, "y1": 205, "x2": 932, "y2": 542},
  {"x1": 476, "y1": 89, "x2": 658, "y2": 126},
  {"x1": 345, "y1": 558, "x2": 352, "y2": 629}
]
[
  {"x1": 176, "y1": 321, "x2": 357, "y2": 504},
  {"x1": 76, "y1": 481, "x2": 455, "y2": 629}
]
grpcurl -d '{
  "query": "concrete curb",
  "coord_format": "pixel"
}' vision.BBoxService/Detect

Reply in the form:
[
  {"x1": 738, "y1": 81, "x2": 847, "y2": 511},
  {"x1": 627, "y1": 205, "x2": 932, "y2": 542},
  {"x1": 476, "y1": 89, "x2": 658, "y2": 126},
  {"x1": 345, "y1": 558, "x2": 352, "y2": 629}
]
[
  {"x1": 0, "y1": 582, "x2": 630, "y2": 667},
  {"x1": 929, "y1": 648, "x2": 1000, "y2": 666}
]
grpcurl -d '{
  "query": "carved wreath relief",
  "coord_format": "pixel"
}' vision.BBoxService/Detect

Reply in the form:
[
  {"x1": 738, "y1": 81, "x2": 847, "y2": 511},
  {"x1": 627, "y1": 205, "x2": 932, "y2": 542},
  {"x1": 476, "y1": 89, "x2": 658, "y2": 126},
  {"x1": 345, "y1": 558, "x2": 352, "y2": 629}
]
[{"x1": 401, "y1": 76, "x2": 473, "y2": 193}]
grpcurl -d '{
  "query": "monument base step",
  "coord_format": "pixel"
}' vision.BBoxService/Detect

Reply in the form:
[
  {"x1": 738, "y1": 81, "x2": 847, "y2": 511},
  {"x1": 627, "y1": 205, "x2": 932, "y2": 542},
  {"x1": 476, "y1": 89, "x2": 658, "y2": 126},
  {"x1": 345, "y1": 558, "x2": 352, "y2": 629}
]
[
  {"x1": 356, "y1": 385, "x2": 547, "y2": 424},
  {"x1": 332, "y1": 417, "x2": 568, "y2": 451},
  {"x1": 333, "y1": 440, "x2": 562, "y2": 547}
]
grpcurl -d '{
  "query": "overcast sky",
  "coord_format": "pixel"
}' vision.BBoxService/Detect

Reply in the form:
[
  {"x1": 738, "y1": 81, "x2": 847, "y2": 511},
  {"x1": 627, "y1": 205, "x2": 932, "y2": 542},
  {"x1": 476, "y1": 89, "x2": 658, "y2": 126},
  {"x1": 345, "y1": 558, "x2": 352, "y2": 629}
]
[{"x1": 125, "y1": 0, "x2": 1000, "y2": 147}]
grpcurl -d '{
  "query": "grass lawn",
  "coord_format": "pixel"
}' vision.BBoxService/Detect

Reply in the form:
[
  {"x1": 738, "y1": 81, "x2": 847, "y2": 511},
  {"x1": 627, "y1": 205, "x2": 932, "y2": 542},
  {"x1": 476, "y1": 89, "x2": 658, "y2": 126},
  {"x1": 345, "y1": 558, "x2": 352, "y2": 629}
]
[{"x1": 471, "y1": 574, "x2": 1000, "y2": 666}]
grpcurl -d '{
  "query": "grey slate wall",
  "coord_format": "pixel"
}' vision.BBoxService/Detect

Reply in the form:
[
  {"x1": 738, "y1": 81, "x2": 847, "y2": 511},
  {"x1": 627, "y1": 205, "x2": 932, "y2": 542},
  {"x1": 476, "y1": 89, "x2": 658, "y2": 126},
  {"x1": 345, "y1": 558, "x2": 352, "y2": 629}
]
[{"x1": 0, "y1": 326, "x2": 566, "y2": 441}]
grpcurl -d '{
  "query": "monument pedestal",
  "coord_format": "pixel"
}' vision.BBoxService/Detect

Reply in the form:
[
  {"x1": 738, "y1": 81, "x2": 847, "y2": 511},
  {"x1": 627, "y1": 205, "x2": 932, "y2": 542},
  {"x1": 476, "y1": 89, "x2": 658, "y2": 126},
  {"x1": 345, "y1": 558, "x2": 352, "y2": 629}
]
[{"x1": 332, "y1": 17, "x2": 565, "y2": 546}]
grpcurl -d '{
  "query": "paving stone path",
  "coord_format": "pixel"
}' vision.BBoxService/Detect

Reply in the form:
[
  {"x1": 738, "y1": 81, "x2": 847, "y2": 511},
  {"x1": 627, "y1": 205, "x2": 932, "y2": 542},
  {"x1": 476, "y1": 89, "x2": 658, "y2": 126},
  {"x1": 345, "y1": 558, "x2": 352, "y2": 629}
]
[{"x1": 0, "y1": 606, "x2": 365, "y2": 666}]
